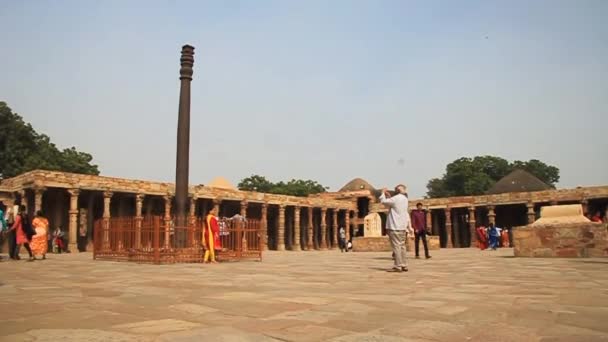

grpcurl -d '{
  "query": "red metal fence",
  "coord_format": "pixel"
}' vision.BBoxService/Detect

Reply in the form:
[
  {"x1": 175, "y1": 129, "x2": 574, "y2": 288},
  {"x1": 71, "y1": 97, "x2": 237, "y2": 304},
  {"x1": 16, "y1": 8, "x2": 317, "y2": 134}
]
[{"x1": 93, "y1": 216, "x2": 262, "y2": 264}]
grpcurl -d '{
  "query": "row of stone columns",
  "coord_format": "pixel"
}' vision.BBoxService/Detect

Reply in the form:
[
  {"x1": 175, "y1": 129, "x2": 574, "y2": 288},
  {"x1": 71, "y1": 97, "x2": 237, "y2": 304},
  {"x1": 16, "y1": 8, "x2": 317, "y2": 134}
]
[{"x1": 266, "y1": 205, "x2": 353, "y2": 252}]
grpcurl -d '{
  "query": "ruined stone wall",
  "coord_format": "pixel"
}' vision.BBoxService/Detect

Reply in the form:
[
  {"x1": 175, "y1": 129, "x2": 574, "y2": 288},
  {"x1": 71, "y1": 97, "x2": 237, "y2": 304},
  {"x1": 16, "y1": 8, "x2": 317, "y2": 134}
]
[{"x1": 513, "y1": 223, "x2": 608, "y2": 257}]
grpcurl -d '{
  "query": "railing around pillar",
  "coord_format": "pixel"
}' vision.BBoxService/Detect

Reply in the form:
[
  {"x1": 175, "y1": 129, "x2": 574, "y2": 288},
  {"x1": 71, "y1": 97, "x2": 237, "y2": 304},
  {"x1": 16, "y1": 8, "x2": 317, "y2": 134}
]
[{"x1": 93, "y1": 216, "x2": 262, "y2": 264}]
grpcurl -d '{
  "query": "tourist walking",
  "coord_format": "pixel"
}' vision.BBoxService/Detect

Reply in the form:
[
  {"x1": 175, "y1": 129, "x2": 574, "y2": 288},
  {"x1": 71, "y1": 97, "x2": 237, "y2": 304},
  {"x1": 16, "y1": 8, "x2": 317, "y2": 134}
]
[
  {"x1": 476, "y1": 225, "x2": 488, "y2": 250},
  {"x1": 31, "y1": 211, "x2": 50, "y2": 259},
  {"x1": 52, "y1": 226, "x2": 66, "y2": 253},
  {"x1": 379, "y1": 184, "x2": 413, "y2": 272},
  {"x1": 488, "y1": 223, "x2": 501, "y2": 250},
  {"x1": 500, "y1": 228, "x2": 510, "y2": 248},
  {"x1": 204, "y1": 208, "x2": 221, "y2": 263},
  {"x1": 10, "y1": 205, "x2": 35, "y2": 261},
  {"x1": 5, "y1": 205, "x2": 18, "y2": 259},
  {"x1": 338, "y1": 226, "x2": 347, "y2": 252},
  {"x1": 411, "y1": 202, "x2": 431, "y2": 259}
]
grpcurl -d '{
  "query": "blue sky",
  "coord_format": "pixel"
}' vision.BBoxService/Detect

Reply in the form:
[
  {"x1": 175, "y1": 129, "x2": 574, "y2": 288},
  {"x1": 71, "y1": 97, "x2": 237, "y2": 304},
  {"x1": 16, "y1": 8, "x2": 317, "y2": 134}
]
[{"x1": 1, "y1": 0, "x2": 607, "y2": 197}]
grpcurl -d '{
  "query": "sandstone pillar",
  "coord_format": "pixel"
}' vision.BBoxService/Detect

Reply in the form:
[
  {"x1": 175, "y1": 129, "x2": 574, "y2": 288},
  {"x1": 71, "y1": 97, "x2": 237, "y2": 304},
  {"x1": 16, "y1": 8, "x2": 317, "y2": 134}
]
[
  {"x1": 213, "y1": 198, "x2": 221, "y2": 216},
  {"x1": 67, "y1": 189, "x2": 80, "y2": 252},
  {"x1": 163, "y1": 195, "x2": 172, "y2": 249},
  {"x1": 488, "y1": 205, "x2": 496, "y2": 225},
  {"x1": 293, "y1": 206, "x2": 301, "y2": 251},
  {"x1": 444, "y1": 207, "x2": 452, "y2": 248},
  {"x1": 135, "y1": 193, "x2": 145, "y2": 249},
  {"x1": 240, "y1": 200, "x2": 248, "y2": 251},
  {"x1": 307, "y1": 207, "x2": 314, "y2": 250},
  {"x1": 468, "y1": 206, "x2": 476, "y2": 247},
  {"x1": 102, "y1": 191, "x2": 113, "y2": 249},
  {"x1": 526, "y1": 202, "x2": 535, "y2": 224},
  {"x1": 353, "y1": 209, "x2": 359, "y2": 237},
  {"x1": 277, "y1": 205, "x2": 286, "y2": 251},
  {"x1": 452, "y1": 211, "x2": 460, "y2": 248},
  {"x1": 344, "y1": 210, "x2": 350, "y2": 241},
  {"x1": 331, "y1": 209, "x2": 338, "y2": 249},
  {"x1": 34, "y1": 186, "x2": 45, "y2": 213},
  {"x1": 426, "y1": 207, "x2": 432, "y2": 235},
  {"x1": 261, "y1": 202, "x2": 268, "y2": 251},
  {"x1": 581, "y1": 199, "x2": 588, "y2": 217},
  {"x1": 320, "y1": 207, "x2": 328, "y2": 250},
  {"x1": 189, "y1": 195, "x2": 197, "y2": 221}
]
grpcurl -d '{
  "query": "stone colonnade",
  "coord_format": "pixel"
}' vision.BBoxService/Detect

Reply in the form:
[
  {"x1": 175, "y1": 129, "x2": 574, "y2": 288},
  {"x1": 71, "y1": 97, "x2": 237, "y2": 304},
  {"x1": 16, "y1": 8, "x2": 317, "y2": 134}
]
[
  {"x1": 13, "y1": 187, "x2": 355, "y2": 252},
  {"x1": 424, "y1": 198, "x2": 593, "y2": 248}
]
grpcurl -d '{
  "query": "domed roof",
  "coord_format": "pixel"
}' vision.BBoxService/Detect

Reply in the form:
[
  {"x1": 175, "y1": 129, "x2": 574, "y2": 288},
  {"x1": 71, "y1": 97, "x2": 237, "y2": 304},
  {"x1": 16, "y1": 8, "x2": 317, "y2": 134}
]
[
  {"x1": 207, "y1": 177, "x2": 236, "y2": 190},
  {"x1": 486, "y1": 169, "x2": 552, "y2": 194},
  {"x1": 339, "y1": 178, "x2": 376, "y2": 192}
]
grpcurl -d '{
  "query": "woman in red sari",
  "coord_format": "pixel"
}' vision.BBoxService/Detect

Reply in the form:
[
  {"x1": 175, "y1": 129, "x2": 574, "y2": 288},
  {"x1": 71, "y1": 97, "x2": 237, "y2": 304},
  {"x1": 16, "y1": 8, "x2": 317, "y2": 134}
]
[
  {"x1": 476, "y1": 226, "x2": 488, "y2": 250},
  {"x1": 204, "y1": 208, "x2": 221, "y2": 263}
]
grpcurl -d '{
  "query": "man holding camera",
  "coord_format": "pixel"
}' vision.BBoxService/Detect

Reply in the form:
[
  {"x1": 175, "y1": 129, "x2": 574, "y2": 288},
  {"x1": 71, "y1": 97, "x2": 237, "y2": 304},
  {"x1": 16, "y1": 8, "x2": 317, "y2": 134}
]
[{"x1": 379, "y1": 184, "x2": 413, "y2": 272}]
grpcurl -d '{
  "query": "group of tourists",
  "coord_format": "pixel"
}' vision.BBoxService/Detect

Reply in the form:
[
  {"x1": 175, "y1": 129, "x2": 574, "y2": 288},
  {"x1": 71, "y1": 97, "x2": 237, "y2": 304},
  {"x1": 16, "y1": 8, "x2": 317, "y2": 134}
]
[
  {"x1": 0, "y1": 202, "x2": 60, "y2": 261},
  {"x1": 379, "y1": 184, "x2": 432, "y2": 273},
  {"x1": 476, "y1": 224, "x2": 510, "y2": 250}
]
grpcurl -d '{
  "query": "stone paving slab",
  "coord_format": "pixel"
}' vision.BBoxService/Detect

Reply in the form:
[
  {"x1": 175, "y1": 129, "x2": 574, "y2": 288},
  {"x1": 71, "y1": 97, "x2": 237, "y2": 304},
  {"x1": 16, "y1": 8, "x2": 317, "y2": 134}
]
[{"x1": 1, "y1": 249, "x2": 608, "y2": 341}]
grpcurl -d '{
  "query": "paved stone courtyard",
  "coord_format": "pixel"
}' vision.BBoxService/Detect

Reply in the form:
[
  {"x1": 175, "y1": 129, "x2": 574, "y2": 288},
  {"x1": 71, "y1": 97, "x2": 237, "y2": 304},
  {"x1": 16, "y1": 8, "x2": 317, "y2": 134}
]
[{"x1": 1, "y1": 249, "x2": 608, "y2": 342}]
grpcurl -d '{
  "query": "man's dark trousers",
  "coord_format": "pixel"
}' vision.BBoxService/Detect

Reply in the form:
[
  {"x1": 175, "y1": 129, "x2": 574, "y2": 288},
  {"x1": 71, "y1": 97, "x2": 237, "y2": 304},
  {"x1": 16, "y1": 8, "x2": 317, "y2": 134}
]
[{"x1": 414, "y1": 230, "x2": 430, "y2": 258}]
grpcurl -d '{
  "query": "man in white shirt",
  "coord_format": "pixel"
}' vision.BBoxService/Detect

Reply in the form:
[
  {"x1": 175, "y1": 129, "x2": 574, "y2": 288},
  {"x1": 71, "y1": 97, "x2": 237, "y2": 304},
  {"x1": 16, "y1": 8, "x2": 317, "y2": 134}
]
[{"x1": 380, "y1": 184, "x2": 414, "y2": 272}]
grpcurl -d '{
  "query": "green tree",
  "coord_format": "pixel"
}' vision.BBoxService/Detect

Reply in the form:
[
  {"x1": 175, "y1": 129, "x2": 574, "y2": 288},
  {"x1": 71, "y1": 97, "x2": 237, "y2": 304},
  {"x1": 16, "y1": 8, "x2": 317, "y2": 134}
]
[
  {"x1": 0, "y1": 102, "x2": 100, "y2": 179},
  {"x1": 426, "y1": 155, "x2": 559, "y2": 198},
  {"x1": 237, "y1": 175, "x2": 328, "y2": 197}
]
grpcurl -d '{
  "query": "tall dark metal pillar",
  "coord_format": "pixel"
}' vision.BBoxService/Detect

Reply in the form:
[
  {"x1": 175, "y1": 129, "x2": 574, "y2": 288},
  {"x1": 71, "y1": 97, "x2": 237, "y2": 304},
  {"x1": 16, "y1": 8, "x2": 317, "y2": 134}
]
[{"x1": 175, "y1": 45, "x2": 195, "y2": 225}]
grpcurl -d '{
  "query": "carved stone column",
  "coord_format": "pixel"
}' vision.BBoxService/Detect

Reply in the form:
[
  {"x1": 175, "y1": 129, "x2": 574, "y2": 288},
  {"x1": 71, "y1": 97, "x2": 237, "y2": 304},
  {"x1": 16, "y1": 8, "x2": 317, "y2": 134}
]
[
  {"x1": 488, "y1": 205, "x2": 496, "y2": 225},
  {"x1": 344, "y1": 210, "x2": 350, "y2": 241},
  {"x1": 261, "y1": 202, "x2": 268, "y2": 251},
  {"x1": 277, "y1": 205, "x2": 286, "y2": 251},
  {"x1": 468, "y1": 206, "x2": 476, "y2": 247},
  {"x1": 425, "y1": 207, "x2": 432, "y2": 235},
  {"x1": 307, "y1": 207, "x2": 314, "y2": 250},
  {"x1": 102, "y1": 191, "x2": 113, "y2": 248},
  {"x1": 581, "y1": 199, "x2": 588, "y2": 217},
  {"x1": 320, "y1": 207, "x2": 328, "y2": 250},
  {"x1": 189, "y1": 195, "x2": 197, "y2": 222},
  {"x1": 331, "y1": 209, "x2": 338, "y2": 249},
  {"x1": 67, "y1": 189, "x2": 80, "y2": 252},
  {"x1": 213, "y1": 198, "x2": 221, "y2": 216},
  {"x1": 293, "y1": 206, "x2": 301, "y2": 251},
  {"x1": 34, "y1": 186, "x2": 45, "y2": 213},
  {"x1": 353, "y1": 209, "x2": 359, "y2": 237},
  {"x1": 444, "y1": 207, "x2": 453, "y2": 248},
  {"x1": 163, "y1": 195, "x2": 172, "y2": 249},
  {"x1": 240, "y1": 200, "x2": 248, "y2": 251},
  {"x1": 526, "y1": 202, "x2": 535, "y2": 224},
  {"x1": 452, "y1": 210, "x2": 460, "y2": 248},
  {"x1": 135, "y1": 193, "x2": 145, "y2": 249}
]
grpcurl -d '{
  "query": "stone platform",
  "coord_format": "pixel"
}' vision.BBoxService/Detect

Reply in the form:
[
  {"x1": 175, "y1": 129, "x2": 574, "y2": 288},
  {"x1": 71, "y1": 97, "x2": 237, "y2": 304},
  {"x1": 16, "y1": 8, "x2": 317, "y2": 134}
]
[
  {"x1": 2, "y1": 249, "x2": 608, "y2": 341},
  {"x1": 513, "y1": 222, "x2": 608, "y2": 257},
  {"x1": 353, "y1": 235, "x2": 440, "y2": 252}
]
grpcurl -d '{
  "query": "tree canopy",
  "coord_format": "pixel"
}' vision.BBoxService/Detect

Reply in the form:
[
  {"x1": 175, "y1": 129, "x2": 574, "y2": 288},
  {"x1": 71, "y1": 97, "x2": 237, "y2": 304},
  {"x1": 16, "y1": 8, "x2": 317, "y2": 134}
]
[
  {"x1": 238, "y1": 175, "x2": 328, "y2": 197},
  {"x1": 426, "y1": 156, "x2": 559, "y2": 198},
  {"x1": 0, "y1": 102, "x2": 100, "y2": 179}
]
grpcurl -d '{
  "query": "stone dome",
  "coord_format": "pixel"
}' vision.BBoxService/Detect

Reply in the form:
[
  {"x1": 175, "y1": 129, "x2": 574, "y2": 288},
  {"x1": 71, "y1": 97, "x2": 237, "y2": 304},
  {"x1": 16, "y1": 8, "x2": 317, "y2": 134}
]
[
  {"x1": 207, "y1": 177, "x2": 236, "y2": 190},
  {"x1": 339, "y1": 178, "x2": 376, "y2": 192}
]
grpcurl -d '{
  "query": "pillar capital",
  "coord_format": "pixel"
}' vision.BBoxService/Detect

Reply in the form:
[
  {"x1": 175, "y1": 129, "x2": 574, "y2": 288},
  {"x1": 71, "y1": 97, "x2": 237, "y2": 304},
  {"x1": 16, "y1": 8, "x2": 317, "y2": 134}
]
[
  {"x1": 33, "y1": 186, "x2": 47, "y2": 193},
  {"x1": 240, "y1": 200, "x2": 248, "y2": 208},
  {"x1": 468, "y1": 206, "x2": 475, "y2": 212},
  {"x1": 136, "y1": 193, "x2": 145, "y2": 202},
  {"x1": 213, "y1": 198, "x2": 222, "y2": 206},
  {"x1": 68, "y1": 188, "x2": 80, "y2": 197},
  {"x1": 321, "y1": 207, "x2": 327, "y2": 214},
  {"x1": 261, "y1": 202, "x2": 268, "y2": 209},
  {"x1": 526, "y1": 201, "x2": 535, "y2": 208},
  {"x1": 103, "y1": 191, "x2": 114, "y2": 199}
]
